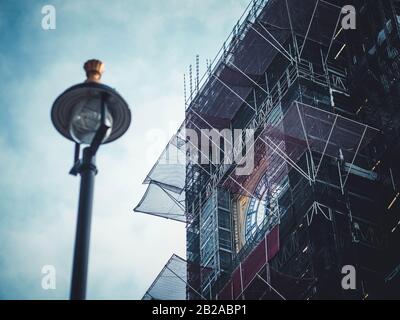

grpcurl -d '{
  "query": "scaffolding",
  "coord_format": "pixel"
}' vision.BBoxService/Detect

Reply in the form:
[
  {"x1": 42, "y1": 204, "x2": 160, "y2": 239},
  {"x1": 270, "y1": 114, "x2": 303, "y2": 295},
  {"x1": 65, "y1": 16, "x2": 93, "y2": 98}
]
[
  {"x1": 136, "y1": 0, "x2": 350, "y2": 223},
  {"x1": 142, "y1": 254, "x2": 205, "y2": 300},
  {"x1": 137, "y1": 0, "x2": 400, "y2": 300}
]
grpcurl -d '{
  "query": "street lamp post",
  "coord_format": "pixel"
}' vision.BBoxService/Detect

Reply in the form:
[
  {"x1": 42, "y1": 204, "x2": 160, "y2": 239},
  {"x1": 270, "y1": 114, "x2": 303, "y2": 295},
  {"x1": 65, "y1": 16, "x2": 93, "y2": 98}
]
[
  {"x1": 51, "y1": 60, "x2": 131, "y2": 300},
  {"x1": 70, "y1": 146, "x2": 97, "y2": 300}
]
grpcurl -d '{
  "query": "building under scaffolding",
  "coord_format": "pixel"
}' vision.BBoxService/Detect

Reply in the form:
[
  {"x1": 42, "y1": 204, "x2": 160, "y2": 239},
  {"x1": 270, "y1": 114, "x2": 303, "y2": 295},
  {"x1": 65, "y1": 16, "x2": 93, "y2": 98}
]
[{"x1": 136, "y1": 0, "x2": 400, "y2": 300}]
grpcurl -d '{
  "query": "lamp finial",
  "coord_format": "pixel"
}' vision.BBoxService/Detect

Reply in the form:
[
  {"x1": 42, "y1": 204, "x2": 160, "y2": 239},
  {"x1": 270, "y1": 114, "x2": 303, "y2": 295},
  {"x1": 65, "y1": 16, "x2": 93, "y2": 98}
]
[{"x1": 83, "y1": 59, "x2": 104, "y2": 83}]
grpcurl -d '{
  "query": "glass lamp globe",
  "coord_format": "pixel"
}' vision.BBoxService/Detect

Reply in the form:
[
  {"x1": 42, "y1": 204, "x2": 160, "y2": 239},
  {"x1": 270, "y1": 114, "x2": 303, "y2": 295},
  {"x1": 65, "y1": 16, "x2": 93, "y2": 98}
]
[
  {"x1": 69, "y1": 96, "x2": 113, "y2": 145},
  {"x1": 51, "y1": 59, "x2": 131, "y2": 146}
]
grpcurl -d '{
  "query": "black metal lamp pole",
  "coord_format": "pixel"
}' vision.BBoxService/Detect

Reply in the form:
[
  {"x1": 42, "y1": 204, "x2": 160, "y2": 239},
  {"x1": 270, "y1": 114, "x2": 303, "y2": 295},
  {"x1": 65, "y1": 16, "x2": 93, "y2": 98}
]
[
  {"x1": 51, "y1": 59, "x2": 131, "y2": 300},
  {"x1": 70, "y1": 147, "x2": 97, "y2": 300}
]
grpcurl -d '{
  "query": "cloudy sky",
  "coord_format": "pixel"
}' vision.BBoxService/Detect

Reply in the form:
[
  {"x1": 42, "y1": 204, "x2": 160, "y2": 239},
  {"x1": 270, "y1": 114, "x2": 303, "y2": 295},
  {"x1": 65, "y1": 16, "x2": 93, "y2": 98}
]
[{"x1": 0, "y1": 0, "x2": 249, "y2": 299}]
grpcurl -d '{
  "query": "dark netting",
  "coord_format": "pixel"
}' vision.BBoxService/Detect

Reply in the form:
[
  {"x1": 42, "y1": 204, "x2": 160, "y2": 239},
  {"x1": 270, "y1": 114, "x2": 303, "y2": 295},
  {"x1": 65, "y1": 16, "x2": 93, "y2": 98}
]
[
  {"x1": 239, "y1": 265, "x2": 317, "y2": 300},
  {"x1": 217, "y1": 225, "x2": 280, "y2": 300},
  {"x1": 186, "y1": 0, "x2": 271, "y2": 121},
  {"x1": 217, "y1": 201, "x2": 335, "y2": 300},
  {"x1": 221, "y1": 101, "x2": 380, "y2": 199},
  {"x1": 222, "y1": 106, "x2": 289, "y2": 201},
  {"x1": 186, "y1": 0, "x2": 343, "y2": 123},
  {"x1": 286, "y1": 0, "x2": 342, "y2": 48},
  {"x1": 284, "y1": 101, "x2": 380, "y2": 175}
]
